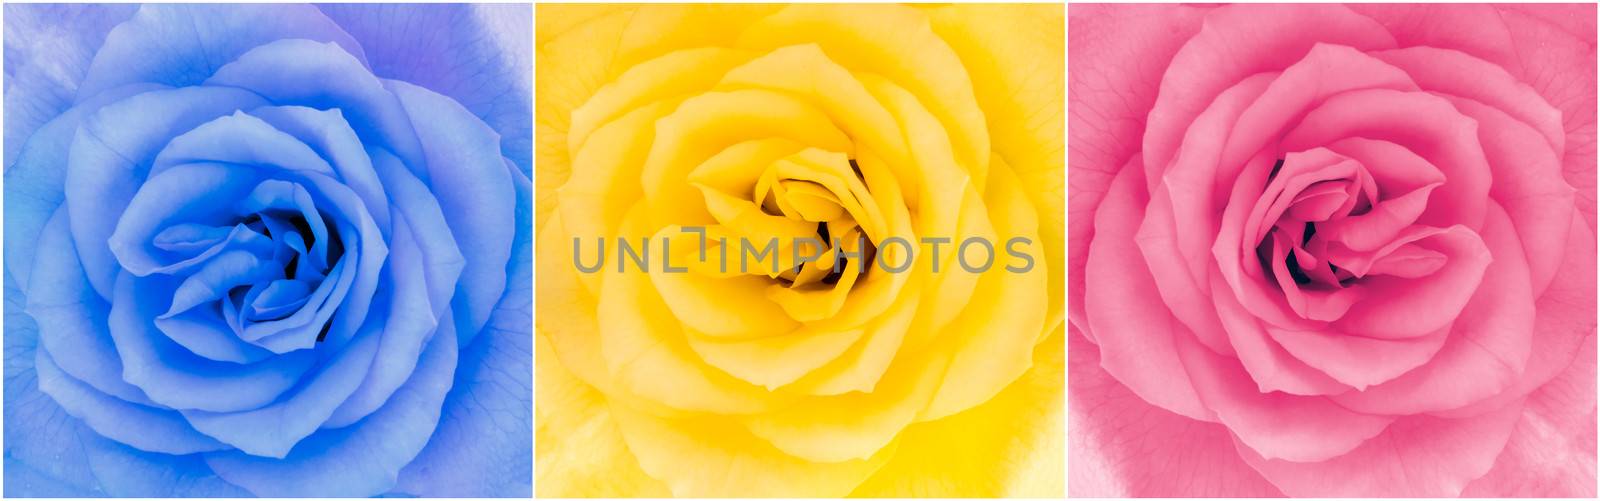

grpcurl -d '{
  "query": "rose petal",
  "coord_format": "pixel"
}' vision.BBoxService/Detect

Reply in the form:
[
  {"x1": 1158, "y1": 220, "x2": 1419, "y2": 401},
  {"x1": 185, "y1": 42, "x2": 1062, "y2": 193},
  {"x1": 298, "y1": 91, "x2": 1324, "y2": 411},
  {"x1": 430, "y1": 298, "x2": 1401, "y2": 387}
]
[
  {"x1": 26, "y1": 210, "x2": 157, "y2": 407},
  {"x1": 1332, "y1": 204, "x2": 1536, "y2": 414},
  {"x1": 1281, "y1": 88, "x2": 1492, "y2": 230},
  {"x1": 393, "y1": 169, "x2": 532, "y2": 496},
  {"x1": 65, "y1": 86, "x2": 267, "y2": 298},
  {"x1": 109, "y1": 272, "x2": 317, "y2": 413},
  {"x1": 1142, "y1": 3, "x2": 1395, "y2": 186},
  {"x1": 2, "y1": 4, "x2": 138, "y2": 168},
  {"x1": 77, "y1": 4, "x2": 367, "y2": 98},
  {"x1": 1460, "y1": 332, "x2": 1596, "y2": 497},
  {"x1": 203, "y1": 321, "x2": 456, "y2": 497},
  {"x1": 1067, "y1": 328, "x2": 1282, "y2": 497},
  {"x1": 34, "y1": 348, "x2": 226, "y2": 455},
  {"x1": 247, "y1": 105, "x2": 394, "y2": 234},
  {"x1": 852, "y1": 329, "x2": 1064, "y2": 497},
  {"x1": 388, "y1": 80, "x2": 517, "y2": 345},
  {"x1": 317, "y1": 3, "x2": 532, "y2": 175},
  {"x1": 1175, "y1": 331, "x2": 1392, "y2": 463},
  {"x1": 1238, "y1": 401, "x2": 1525, "y2": 497},
  {"x1": 1066, "y1": 3, "x2": 1207, "y2": 333},
  {"x1": 5, "y1": 82, "x2": 159, "y2": 291},
  {"x1": 1347, "y1": 4, "x2": 1520, "y2": 73},
  {"x1": 1444, "y1": 96, "x2": 1576, "y2": 296},
  {"x1": 610, "y1": 405, "x2": 893, "y2": 497},
  {"x1": 1083, "y1": 162, "x2": 1211, "y2": 420}
]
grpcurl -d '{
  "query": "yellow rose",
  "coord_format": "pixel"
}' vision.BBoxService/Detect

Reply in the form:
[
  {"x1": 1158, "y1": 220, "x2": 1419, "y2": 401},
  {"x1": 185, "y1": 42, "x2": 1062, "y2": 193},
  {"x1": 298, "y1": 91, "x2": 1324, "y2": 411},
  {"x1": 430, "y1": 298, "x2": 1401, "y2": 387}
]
[{"x1": 535, "y1": 4, "x2": 1064, "y2": 497}]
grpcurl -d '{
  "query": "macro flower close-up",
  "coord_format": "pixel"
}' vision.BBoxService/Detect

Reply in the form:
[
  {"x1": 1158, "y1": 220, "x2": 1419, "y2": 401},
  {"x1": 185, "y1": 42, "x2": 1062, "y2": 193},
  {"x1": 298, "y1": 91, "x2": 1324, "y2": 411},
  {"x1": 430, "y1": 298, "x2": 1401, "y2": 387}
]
[
  {"x1": 4, "y1": 3, "x2": 532, "y2": 497},
  {"x1": 537, "y1": 3, "x2": 1063, "y2": 497},
  {"x1": 1069, "y1": 3, "x2": 1596, "y2": 497}
]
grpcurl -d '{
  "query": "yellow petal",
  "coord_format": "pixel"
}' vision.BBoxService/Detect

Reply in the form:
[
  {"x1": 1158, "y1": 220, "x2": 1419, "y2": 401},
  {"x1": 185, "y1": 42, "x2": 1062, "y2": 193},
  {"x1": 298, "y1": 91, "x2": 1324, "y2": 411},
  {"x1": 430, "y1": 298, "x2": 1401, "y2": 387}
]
[
  {"x1": 597, "y1": 207, "x2": 790, "y2": 414},
  {"x1": 536, "y1": 6, "x2": 631, "y2": 230},
  {"x1": 611, "y1": 404, "x2": 896, "y2": 498},
  {"x1": 921, "y1": 162, "x2": 1049, "y2": 421},
  {"x1": 536, "y1": 335, "x2": 671, "y2": 497},
  {"x1": 927, "y1": 4, "x2": 1066, "y2": 334},
  {"x1": 685, "y1": 326, "x2": 864, "y2": 390},
  {"x1": 568, "y1": 47, "x2": 756, "y2": 155},
  {"x1": 785, "y1": 274, "x2": 923, "y2": 396},
  {"x1": 642, "y1": 89, "x2": 852, "y2": 227},
  {"x1": 737, "y1": 4, "x2": 991, "y2": 184},
  {"x1": 741, "y1": 346, "x2": 950, "y2": 463},
  {"x1": 849, "y1": 329, "x2": 1064, "y2": 497}
]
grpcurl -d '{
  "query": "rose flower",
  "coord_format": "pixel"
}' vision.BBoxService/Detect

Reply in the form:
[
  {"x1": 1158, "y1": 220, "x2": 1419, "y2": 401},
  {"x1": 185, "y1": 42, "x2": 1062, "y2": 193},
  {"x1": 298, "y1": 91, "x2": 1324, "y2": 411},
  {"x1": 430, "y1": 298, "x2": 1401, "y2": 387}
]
[
  {"x1": 1069, "y1": 3, "x2": 1597, "y2": 497},
  {"x1": 537, "y1": 3, "x2": 1065, "y2": 497}
]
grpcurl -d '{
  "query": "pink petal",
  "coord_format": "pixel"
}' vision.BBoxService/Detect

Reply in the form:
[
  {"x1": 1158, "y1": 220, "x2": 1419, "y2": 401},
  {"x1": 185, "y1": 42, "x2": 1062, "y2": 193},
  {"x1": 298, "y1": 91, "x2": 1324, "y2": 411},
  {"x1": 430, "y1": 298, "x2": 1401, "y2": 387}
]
[
  {"x1": 1237, "y1": 399, "x2": 1526, "y2": 497},
  {"x1": 1327, "y1": 225, "x2": 1492, "y2": 341},
  {"x1": 1137, "y1": 76, "x2": 1277, "y2": 357},
  {"x1": 1317, "y1": 183, "x2": 1440, "y2": 253},
  {"x1": 1322, "y1": 137, "x2": 1447, "y2": 197},
  {"x1": 1446, "y1": 96, "x2": 1577, "y2": 296},
  {"x1": 1082, "y1": 161, "x2": 1211, "y2": 421},
  {"x1": 1347, "y1": 4, "x2": 1520, "y2": 73},
  {"x1": 1460, "y1": 332, "x2": 1596, "y2": 497},
  {"x1": 1067, "y1": 4, "x2": 1208, "y2": 333},
  {"x1": 1208, "y1": 272, "x2": 1350, "y2": 396},
  {"x1": 1142, "y1": 4, "x2": 1396, "y2": 187},
  {"x1": 1267, "y1": 326, "x2": 1448, "y2": 391},
  {"x1": 1332, "y1": 205, "x2": 1536, "y2": 415},
  {"x1": 1282, "y1": 88, "x2": 1493, "y2": 230},
  {"x1": 1147, "y1": 74, "x2": 1273, "y2": 299},
  {"x1": 1497, "y1": 5, "x2": 1598, "y2": 230},
  {"x1": 1137, "y1": 186, "x2": 1236, "y2": 356},
  {"x1": 1218, "y1": 43, "x2": 1418, "y2": 172},
  {"x1": 1068, "y1": 328, "x2": 1285, "y2": 497},
  {"x1": 1435, "y1": 217, "x2": 1596, "y2": 418},
  {"x1": 1174, "y1": 330, "x2": 1391, "y2": 462},
  {"x1": 1372, "y1": 47, "x2": 1564, "y2": 154}
]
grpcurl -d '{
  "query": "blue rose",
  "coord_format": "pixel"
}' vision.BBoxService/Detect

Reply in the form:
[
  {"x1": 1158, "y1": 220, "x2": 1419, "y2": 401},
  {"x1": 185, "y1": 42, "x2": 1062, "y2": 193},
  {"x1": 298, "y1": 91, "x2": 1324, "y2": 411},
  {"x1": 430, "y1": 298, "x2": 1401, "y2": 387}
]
[{"x1": 3, "y1": 4, "x2": 531, "y2": 497}]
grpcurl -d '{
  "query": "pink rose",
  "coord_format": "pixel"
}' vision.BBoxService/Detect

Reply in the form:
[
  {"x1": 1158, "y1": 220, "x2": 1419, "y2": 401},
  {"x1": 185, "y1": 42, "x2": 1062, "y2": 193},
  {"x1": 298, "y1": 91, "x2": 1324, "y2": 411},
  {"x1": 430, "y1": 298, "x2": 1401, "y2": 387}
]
[{"x1": 1068, "y1": 3, "x2": 1596, "y2": 497}]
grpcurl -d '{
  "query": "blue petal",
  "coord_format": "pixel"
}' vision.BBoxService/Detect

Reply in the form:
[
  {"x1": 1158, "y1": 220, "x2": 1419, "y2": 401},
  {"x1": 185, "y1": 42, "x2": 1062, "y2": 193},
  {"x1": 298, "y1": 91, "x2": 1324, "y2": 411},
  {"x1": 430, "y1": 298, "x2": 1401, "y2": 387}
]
[
  {"x1": 249, "y1": 279, "x2": 315, "y2": 320},
  {"x1": 203, "y1": 38, "x2": 426, "y2": 174},
  {"x1": 35, "y1": 347, "x2": 228, "y2": 455},
  {"x1": 388, "y1": 80, "x2": 516, "y2": 346},
  {"x1": 78, "y1": 440, "x2": 249, "y2": 497},
  {"x1": 5, "y1": 272, "x2": 244, "y2": 497},
  {"x1": 237, "y1": 258, "x2": 344, "y2": 353},
  {"x1": 325, "y1": 220, "x2": 446, "y2": 427},
  {"x1": 4, "y1": 457, "x2": 102, "y2": 497},
  {"x1": 109, "y1": 272, "x2": 317, "y2": 412},
  {"x1": 369, "y1": 147, "x2": 464, "y2": 321},
  {"x1": 106, "y1": 162, "x2": 270, "y2": 278},
  {"x1": 3, "y1": 3, "x2": 139, "y2": 169},
  {"x1": 245, "y1": 171, "x2": 388, "y2": 352},
  {"x1": 236, "y1": 180, "x2": 333, "y2": 273},
  {"x1": 205, "y1": 321, "x2": 459, "y2": 497},
  {"x1": 65, "y1": 86, "x2": 267, "y2": 298},
  {"x1": 76, "y1": 4, "x2": 368, "y2": 99},
  {"x1": 4, "y1": 272, "x2": 108, "y2": 496},
  {"x1": 151, "y1": 223, "x2": 233, "y2": 253},
  {"x1": 155, "y1": 310, "x2": 276, "y2": 364},
  {"x1": 181, "y1": 326, "x2": 379, "y2": 459},
  {"x1": 393, "y1": 165, "x2": 531, "y2": 497},
  {"x1": 5, "y1": 82, "x2": 162, "y2": 290},
  {"x1": 143, "y1": 222, "x2": 276, "y2": 278},
  {"x1": 27, "y1": 209, "x2": 155, "y2": 406},
  {"x1": 151, "y1": 110, "x2": 336, "y2": 177},
  {"x1": 316, "y1": 3, "x2": 532, "y2": 176},
  {"x1": 249, "y1": 105, "x2": 393, "y2": 235},
  {"x1": 163, "y1": 250, "x2": 283, "y2": 319},
  {"x1": 324, "y1": 146, "x2": 467, "y2": 427}
]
